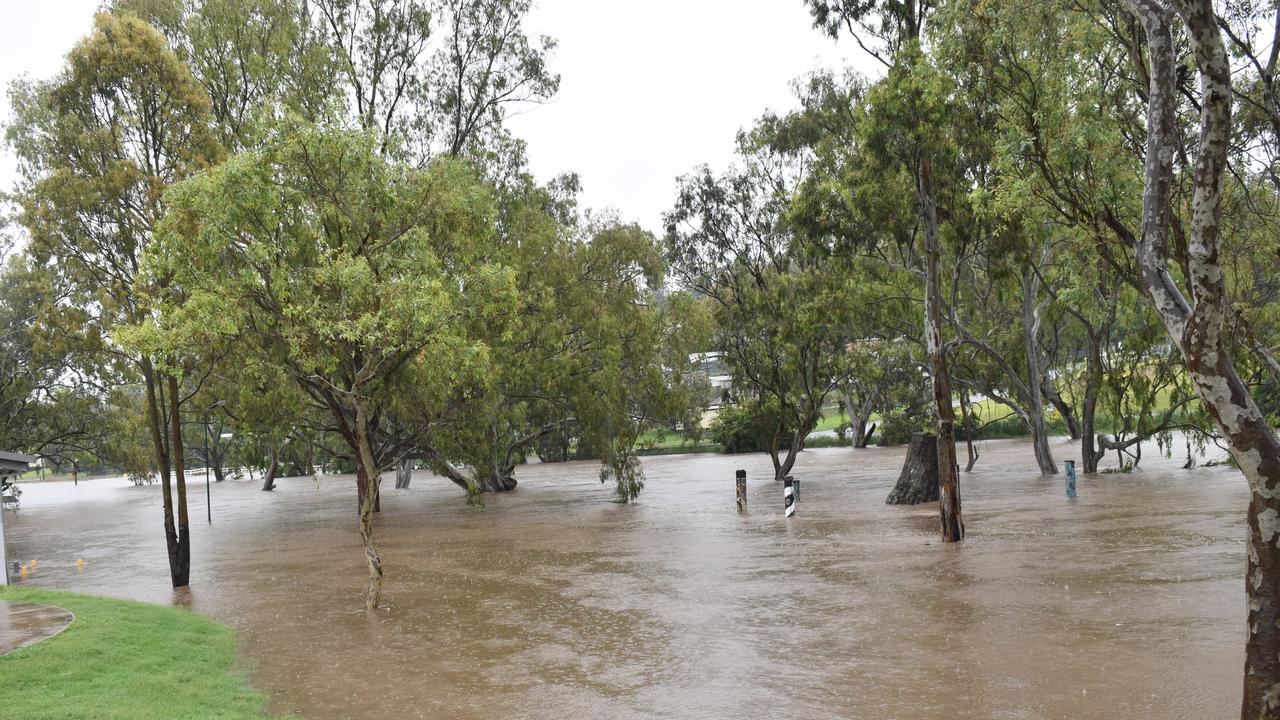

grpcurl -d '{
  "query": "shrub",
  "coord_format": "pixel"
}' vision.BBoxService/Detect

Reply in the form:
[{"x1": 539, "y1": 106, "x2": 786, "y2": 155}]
[
  {"x1": 707, "y1": 404, "x2": 795, "y2": 454},
  {"x1": 877, "y1": 412, "x2": 924, "y2": 446}
]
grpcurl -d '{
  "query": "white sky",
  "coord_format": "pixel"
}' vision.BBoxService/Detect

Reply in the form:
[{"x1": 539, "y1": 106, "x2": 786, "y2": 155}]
[{"x1": 0, "y1": 1, "x2": 876, "y2": 236}]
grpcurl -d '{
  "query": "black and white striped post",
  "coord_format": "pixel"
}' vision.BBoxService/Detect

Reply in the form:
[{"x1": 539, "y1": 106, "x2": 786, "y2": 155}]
[
  {"x1": 735, "y1": 469, "x2": 747, "y2": 512},
  {"x1": 783, "y1": 476, "x2": 796, "y2": 518}
]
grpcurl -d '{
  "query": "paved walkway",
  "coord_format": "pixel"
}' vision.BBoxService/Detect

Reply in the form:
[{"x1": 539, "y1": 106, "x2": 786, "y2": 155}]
[{"x1": 0, "y1": 600, "x2": 74, "y2": 655}]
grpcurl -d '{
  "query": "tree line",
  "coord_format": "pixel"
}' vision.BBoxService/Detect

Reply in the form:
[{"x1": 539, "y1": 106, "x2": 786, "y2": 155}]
[
  {"x1": 666, "y1": 1, "x2": 1280, "y2": 715},
  {"x1": 4, "y1": 0, "x2": 1280, "y2": 715},
  {"x1": 1, "y1": 0, "x2": 709, "y2": 610}
]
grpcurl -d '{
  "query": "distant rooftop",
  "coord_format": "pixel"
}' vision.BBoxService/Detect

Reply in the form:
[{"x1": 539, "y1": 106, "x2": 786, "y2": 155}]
[{"x1": 0, "y1": 452, "x2": 35, "y2": 477}]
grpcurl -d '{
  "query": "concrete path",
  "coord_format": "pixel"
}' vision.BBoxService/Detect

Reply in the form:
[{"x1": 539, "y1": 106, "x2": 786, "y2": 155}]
[{"x1": 0, "y1": 600, "x2": 73, "y2": 655}]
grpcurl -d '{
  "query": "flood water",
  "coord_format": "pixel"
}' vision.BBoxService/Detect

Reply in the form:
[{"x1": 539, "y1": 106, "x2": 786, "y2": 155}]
[{"x1": 4, "y1": 436, "x2": 1244, "y2": 719}]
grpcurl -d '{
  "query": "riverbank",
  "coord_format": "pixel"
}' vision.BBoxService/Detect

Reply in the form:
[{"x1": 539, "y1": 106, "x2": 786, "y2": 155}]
[{"x1": 0, "y1": 587, "x2": 272, "y2": 720}]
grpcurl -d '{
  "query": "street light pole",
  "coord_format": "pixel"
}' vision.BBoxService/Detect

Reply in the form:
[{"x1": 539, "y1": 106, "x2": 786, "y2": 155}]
[
  {"x1": 205, "y1": 399, "x2": 226, "y2": 524},
  {"x1": 204, "y1": 420, "x2": 211, "y2": 524}
]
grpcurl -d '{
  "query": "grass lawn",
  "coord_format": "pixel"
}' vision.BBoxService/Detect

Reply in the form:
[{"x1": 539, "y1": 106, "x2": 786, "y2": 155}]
[{"x1": 0, "y1": 586, "x2": 274, "y2": 720}]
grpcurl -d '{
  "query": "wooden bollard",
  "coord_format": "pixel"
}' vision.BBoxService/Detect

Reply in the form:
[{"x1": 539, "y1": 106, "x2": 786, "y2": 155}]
[
  {"x1": 784, "y1": 476, "x2": 796, "y2": 518},
  {"x1": 735, "y1": 469, "x2": 747, "y2": 512},
  {"x1": 1064, "y1": 459, "x2": 1078, "y2": 498}
]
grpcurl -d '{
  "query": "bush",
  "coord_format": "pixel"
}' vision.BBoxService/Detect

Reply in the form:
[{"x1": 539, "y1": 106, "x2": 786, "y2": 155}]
[
  {"x1": 707, "y1": 404, "x2": 795, "y2": 454},
  {"x1": 803, "y1": 434, "x2": 844, "y2": 448},
  {"x1": 877, "y1": 412, "x2": 924, "y2": 446}
]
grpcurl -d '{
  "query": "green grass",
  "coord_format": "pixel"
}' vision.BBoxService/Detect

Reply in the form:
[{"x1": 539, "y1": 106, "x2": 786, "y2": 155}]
[{"x1": 0, "y1": 587, "x2": 274, "y2": 720}]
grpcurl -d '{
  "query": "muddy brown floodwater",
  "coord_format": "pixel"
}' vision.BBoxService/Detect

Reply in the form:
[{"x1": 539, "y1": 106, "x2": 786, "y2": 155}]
[{"x1": 5, "y1": 436, "x2": 1244, "y2": 719}]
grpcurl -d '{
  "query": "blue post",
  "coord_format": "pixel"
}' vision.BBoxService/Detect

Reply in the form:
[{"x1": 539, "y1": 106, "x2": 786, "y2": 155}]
[{"x1": 1064, "y1": 459, "x2": 1077, "y2": 498}]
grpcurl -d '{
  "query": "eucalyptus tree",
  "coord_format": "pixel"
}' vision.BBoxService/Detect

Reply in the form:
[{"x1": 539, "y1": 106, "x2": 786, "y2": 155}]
[
  {"x1": 666, "y1": 134, "x2": 858, "y2": 482},
  {"x1": 414, "y1": 211, "x2": 706, "y2": 502},
  {"x1": 1125, "y1": 2, "x2": 1280, "y2": 712},
  {"x1": 309, "y1": 0, "x2": 557, "y2": 165},
  {"x1": 806, "y1": 0, "x2": 963, "y2": 540},
  {"x1": 114, "y1": 0, "x2": 332, "y2": 150},
  {"x1": 137, "y1": 125, "x2": 512, "y2": 609},
  {"x1": 7, "y1": 12, "x2": 222, "y2": 587}
]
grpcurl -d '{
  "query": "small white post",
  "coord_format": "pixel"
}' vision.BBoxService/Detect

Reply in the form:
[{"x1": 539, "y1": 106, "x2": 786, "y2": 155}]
[{"x1": 784, "y1": 476, "x2": 795, "y2": 518}]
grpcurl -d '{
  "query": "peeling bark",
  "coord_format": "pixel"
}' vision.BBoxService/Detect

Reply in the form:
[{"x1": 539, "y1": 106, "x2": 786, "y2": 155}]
[{"x1": 1127, "y1": 2, "x2": 1280, "y2": 715}]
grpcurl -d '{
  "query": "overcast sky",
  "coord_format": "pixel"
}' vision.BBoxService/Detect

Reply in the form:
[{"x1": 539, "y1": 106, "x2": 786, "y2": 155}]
[{"x1": 0, "y1": 1, "x2": 876, "y2": 236}]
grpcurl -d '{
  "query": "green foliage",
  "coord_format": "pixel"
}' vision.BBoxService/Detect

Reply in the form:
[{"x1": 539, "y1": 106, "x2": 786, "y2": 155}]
[
  {"x1": 877, "y1": 413, "x2": 924, "y2": 447},
  {"x1": 706, "y1": 404, "x2": 797, "y2": 455},
  {"x1": 134, "y1": 123, "x2": 511, "y2": 496}
]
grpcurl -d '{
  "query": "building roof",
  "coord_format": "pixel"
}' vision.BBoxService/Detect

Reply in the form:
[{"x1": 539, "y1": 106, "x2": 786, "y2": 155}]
[{"x1": 0, "y1": 451, "x2": 35, "y2": 477}]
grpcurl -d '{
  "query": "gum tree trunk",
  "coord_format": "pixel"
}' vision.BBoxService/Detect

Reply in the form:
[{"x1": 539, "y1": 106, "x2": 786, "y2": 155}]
[
  {"x1": 140, "y1": 359, "x2": 187, "y2": 589},
  {"x1": 1041, "y1": 377, "x2": 1080, "y2": 440},
  {"x1": 920, "y1": 153, "x2": 963, "y2": 542},
  {"x1": 352, "y1": 395, "x2": 384, "y2": 611},
  {"x1": 845, "y1": 389, "x2": 878, "y2": 448},
  {"x1": 959, "y1": 385, "x2": 979, "y2": 472},
  {"x1": 395, "y1": 458, "x2": 412, "y2": 489},
  {"x1": 1081, "y1": 329, "x2": 1105, "y2": 473},
  {"x1": 1127, "y1": 2, "x2": 1280, "y2": 714},
  {"x1": 166, "y1": 375, "x2": 190, "y2": 588},
  {"x1": 1022, "y1": 266, "x2": 1058, "y2": 475},
  {"x1": 355, "y1": 463, "x2": 381, "y2": 514},
  {"x1": 261, "y1": 444, "x2": 279, "y2": 492}
]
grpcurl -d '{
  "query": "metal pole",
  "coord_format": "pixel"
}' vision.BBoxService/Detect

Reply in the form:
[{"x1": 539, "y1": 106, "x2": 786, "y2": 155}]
[
  {"x1": 1064, "y1": 459, "x2": 1077, "y2": 498},
  {"x1": 205, "y1": 419, "x2": 212, "y2": 523}
]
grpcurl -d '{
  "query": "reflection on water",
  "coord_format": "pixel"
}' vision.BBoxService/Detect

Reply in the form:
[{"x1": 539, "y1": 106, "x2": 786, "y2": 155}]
[{"x1": 5, "y1": 437, "x2": 1243, "y2": 719}]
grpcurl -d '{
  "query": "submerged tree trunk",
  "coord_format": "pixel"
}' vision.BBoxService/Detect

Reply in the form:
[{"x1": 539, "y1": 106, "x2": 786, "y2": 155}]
[
  {"x1": 140, "y1": 359, "x2": 184, "y2": 588},
  {"x1": 1022, "y1": 266, "x2": 1058, "y2": 475},
  {"x1": 886, "y1": 432, "x2": 940, "y2": 505},
  {"x1": 1127, "y1": 3, "x2": 1280, "y2": 714},
  {"x1": 166, "y1": 375, "x2": 190, "y2": 588},
  {"x1": 474, "y1": 473, "x2": 518, "y2": 492},
  {"x1": 959, "y1": 385, "x2": 979, "y2": 472},
  {"x1": 1042, "y1": 377, "x2": 1080, "y2": 440},
  {"x1": 846, "y1": 389, "x2": 878, "y2": 449},
  {"x1": 920, "y1": 154, "x2": 963, "y2": 542},
  {"x1": 395, "y1": 458, "x2": 412, "y2": 489},
  {"x1": 261, "y1": 445, "x2": 279, "y2": 492},
  {"x1": 770, "y1": 422, "x2": 809, "y2": 482},
  {"x1": 1081, "y1": 329, "x2": 1105, "y2": 473},
  {"x1": 352, "y1": 396, "x2": 384, "y2": 611}
]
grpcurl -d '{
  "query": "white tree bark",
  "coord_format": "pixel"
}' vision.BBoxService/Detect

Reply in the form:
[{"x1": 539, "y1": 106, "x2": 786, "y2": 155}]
[{"x1": 1127, "y1": 2, "x2": 1280, "y2": 716}]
